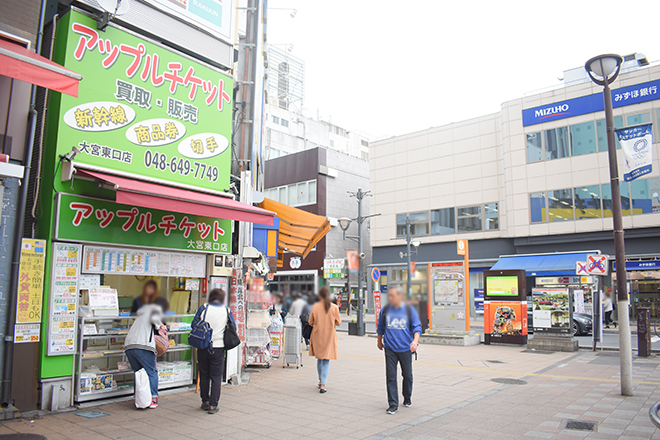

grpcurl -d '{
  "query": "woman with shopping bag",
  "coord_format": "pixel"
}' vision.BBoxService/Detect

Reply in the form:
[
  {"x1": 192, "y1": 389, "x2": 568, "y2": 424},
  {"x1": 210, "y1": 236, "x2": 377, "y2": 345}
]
[{"x1": 124, "y1": 297, "x2": 169, "y2": 409}]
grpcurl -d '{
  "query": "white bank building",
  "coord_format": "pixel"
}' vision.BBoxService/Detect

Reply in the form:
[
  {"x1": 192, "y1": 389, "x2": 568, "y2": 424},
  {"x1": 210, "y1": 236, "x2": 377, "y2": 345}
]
[{"x1": 369, "y1": 55, "x2": 660, "y2": 325}]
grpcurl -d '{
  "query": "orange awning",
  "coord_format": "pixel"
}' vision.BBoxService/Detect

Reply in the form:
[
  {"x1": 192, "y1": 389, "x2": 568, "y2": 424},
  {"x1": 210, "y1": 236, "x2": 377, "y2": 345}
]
[
  {"x1": 258, "y1": 198, "x2": 330, "y2": 258},
  {"x1": 0, "y1": 39, "x2": 82, "y2": 96}
]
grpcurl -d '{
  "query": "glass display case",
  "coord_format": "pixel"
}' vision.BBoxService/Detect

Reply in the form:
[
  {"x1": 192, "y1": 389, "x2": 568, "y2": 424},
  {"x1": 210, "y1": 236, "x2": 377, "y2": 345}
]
[{"x1": 75, "y1": 314, "x2": 195, "y2": 403}]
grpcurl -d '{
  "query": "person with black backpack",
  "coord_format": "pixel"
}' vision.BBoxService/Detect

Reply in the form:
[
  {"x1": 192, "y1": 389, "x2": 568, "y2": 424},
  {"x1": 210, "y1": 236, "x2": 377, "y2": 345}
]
[
  {"x1": 376, "y1": 286, "x2": 422, "y2": 415},
  {"x1": 190, "y1": 288, "x2": 238, "y2": 414}
]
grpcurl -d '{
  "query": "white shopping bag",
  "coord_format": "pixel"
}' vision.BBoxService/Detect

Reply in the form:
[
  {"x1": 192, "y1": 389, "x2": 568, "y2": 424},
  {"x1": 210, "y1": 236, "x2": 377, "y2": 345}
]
[{"x1": 134, "y1": 368, "x2": 151, "y2": 409}]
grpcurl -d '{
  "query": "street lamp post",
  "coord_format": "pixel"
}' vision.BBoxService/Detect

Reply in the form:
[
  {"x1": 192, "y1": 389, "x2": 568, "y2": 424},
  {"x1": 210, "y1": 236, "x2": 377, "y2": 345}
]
[
  {"x1": 399, "y1": 215, "x2": 420, "y2": 299},
  {"x1": 585, "y1": 54, "x2": 633, "y2": 396},
  {"x1": 339, "y1": 189, "x2": 380, "y2": 336}
]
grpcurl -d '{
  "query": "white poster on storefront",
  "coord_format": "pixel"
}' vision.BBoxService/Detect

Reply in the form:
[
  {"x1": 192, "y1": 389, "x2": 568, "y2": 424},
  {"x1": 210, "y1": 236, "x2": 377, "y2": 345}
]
[
  {"x1": 616, "y1": 124, "x2": 653, "y2": 182},
  {"x1": 573, "y1": 289, "x2": 585, "y2": 314}
]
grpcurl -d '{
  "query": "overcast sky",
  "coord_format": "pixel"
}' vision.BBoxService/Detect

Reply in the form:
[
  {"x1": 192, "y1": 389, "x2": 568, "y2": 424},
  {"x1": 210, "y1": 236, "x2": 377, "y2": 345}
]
[{"x1": 266, "y1": 0, "x2": 658, "y2": 139}]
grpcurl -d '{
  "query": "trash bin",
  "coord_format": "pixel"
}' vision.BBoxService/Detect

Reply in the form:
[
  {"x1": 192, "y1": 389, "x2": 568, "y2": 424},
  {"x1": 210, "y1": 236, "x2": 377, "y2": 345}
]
[{"x1": 637, "y1": 307, "x2": 651, "y2": 357}]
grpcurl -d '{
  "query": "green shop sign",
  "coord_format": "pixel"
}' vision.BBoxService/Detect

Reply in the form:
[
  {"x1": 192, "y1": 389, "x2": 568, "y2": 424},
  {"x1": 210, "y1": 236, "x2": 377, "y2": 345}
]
[
  {"x1": 54, "y1": 10, "x2": 232, "y2": 192},
  {"x1": 56, "y1": 194, "x2": 232, "y2": 253}
]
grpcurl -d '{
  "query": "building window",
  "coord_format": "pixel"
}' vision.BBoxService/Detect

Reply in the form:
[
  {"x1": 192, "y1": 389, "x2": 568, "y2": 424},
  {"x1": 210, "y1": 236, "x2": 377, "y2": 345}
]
[
  {"x1": 396, "y1": 212, "x2": 429, "y2": 237},
  {"x1": 296, "y1": 182, "x2": 308, "y2": 205},
  {"x1": 361, "y1": 139, "x2": 369, "y2": 147},
  {"x1": 281, "y1": 119, "x2": 289, "y2": 127},
  {"x1": 544, "y1": 127, "x2": 570, "y2": 160},
  {"x1": 329, "y1": 140, "x2": 334, "y2": 147},
  {"x1": 596, "y1": 116, "x2": 623, "y2": 151},
  {"x1": 530, "y1": 192, "x2": 546, "y2": 223},
  {"x1": 265, "y1": 180, "x2": 318, "y2": 207},
  {"x1": 630, "y1": 177, "x2": 660, "y2": 214},
  {"x1": 269, "y1": 149, "x2": 280, "y2": 159},
  {"x1": 272, "y1": 115, "x2": 280, "y2": 124},
  {"x1": 570, "y1": 121, "x2": 597, "y2": 156},
  {"x1": 308, "y1": 180, "x2": 317, "y2": 204},
  {"x1": 361, "y1": 151, "x2": 369, "y2": 161},
  {"x1": 574, "y1": 185, "x2": 601, "y2": 219},
  {"x1": 548, "y1": 189, "x2": 574, "y2": 221},
  {"x1": 484, "y1": 203, "x2": 499, "y2": 230},
  {"x1": 431, "y1": 208, "x2": 455, "y2": 235},
  {"x1": 526, "y1": 132, "x2": 543, "y2": 163},
  {"x1": 602, "y1": 182, "x2": 631, "y2": 217},
  {"x1": 627, "y1": 112, "x2": 651, "y2": 127},
  {"x1": 457, "y1": 206, "x2": 482, "y2": 232},
  {"x1": 278, "y1": 186, "x2": 287, "y2": 205}
]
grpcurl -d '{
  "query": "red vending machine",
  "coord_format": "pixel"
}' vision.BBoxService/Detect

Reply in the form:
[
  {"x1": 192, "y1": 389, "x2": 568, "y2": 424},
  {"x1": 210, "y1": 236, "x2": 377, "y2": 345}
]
[{"x1": 483, "y1": 270, "x2": 527, "y2": 345}]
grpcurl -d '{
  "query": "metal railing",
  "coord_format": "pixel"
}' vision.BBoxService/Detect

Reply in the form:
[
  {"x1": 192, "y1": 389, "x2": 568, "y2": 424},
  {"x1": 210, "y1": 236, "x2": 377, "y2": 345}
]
[{"x1": 649, "y1": 401, "x2": 660, "y2": 429}]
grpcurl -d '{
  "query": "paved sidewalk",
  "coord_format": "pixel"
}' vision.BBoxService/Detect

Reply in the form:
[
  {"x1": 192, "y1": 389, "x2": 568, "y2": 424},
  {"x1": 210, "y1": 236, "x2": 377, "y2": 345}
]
[{"x1": 2, "y1": 335, "x2": 660, "y2": 439}]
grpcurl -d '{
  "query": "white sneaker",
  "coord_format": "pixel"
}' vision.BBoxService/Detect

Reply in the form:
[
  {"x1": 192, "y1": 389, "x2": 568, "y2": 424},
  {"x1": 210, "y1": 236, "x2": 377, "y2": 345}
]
[
  {"x1": 403, "y1": 402, "x2": 412, "y2": 408},
  {"x1": 386, "y1": 407, "x2": 397, "y2": 415}
]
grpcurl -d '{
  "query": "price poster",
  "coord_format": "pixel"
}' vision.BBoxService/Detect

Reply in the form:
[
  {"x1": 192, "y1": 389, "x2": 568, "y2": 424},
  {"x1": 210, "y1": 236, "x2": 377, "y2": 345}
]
[
  {"x1": 48, "y1": 243, "x2": 81, "y2": 355},
  {"x1": 14, "y1": 324, "x2": 40, "y2": 343},
  {"x1": 88, "y1": 287, "x2": 119, "y2": 312},
  {"x1": 15, "y1": 239, "x2": 46, "y2": 330}
]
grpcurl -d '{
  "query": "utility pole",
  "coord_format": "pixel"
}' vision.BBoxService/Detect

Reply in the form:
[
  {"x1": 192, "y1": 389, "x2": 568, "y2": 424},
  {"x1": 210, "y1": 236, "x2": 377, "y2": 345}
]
[
  {"x1": 339, "y1": 189, "x2": 380, "y2": 336},
  {"x1": 406, "y1": 216, "x2": 412, "y2": 298}
]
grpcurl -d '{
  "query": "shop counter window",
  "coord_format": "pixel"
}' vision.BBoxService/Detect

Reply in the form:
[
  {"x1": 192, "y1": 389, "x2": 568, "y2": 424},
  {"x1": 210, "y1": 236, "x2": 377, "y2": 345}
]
[
  {"x1": 548, "y1": 189, "x2": 574, "y2": 222},
  {"x1": 570, "y1": 121, "x2": 597, "y2": 156},
  {"x1": 544, "y1": 127, "x2": 570, "y2": 160},
  {"x1": 573, "y1": 185, "x2": 601, "y2": 219}
]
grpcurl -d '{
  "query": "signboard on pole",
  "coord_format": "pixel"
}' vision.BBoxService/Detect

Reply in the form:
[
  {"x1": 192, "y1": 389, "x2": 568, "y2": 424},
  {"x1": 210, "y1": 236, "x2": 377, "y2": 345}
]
[
  {"x1": 374, "y1": 291, "x2": 382, "y2": 327},
  {"x1": 616, "y1": 124, "x2": 653, "y2": 182},
  {"x1": 576, "y1": 261, "x2": 588, "y2": 275},
  {"x1": 371, "y1": 267, "x2": 380, "y2": 283},
  {"x1": 587, "y1": 254, "x2": 608, "y2": 275}
]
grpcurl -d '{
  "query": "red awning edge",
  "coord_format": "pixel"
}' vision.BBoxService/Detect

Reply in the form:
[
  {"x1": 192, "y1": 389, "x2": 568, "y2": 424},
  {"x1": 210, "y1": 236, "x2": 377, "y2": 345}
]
[
  {"x1": 0, "y1": 39, "x2": 82, "y2": 97},
  {"x1": 75, "y1": 169, "x2": 275, "y2": 226}
]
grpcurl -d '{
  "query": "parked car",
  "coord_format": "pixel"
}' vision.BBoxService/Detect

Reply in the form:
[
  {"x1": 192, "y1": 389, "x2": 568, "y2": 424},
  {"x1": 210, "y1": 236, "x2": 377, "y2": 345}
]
[{"x1": 573, "y1": 313, "x2": 593, "y2": 336}]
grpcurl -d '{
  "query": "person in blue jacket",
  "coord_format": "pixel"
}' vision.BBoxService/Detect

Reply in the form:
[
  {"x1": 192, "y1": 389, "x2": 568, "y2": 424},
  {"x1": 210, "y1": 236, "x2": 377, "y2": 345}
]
[{"x1": 376, "y1": 286, "x2": 422, "y2": 415}]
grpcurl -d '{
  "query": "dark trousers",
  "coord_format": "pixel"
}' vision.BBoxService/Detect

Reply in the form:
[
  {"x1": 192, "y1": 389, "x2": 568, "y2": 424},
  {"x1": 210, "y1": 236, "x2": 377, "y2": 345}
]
[
  {"x1": 605, "y1": 310, "x2": 613, "y2": 326},
  {"x1": 385, "y1": 348, "x2": 413, "y2": 409},
  {"x1": 198, "y1": 348, "x2": 226, "y2": 407}
]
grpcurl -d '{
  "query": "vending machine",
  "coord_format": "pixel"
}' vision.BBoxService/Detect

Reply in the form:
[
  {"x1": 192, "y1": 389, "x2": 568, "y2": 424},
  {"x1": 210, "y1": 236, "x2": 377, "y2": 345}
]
[{"x1": 483, "y1": 270, "x2": 527, "y2": 345}]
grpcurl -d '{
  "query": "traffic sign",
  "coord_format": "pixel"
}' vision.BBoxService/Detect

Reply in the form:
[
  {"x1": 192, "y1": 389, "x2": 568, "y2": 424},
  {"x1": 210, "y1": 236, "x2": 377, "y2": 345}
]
[
  {"x1": 586, "y1": 254, "x2": 608, "y2": 275},
  {"x1": 371, "y1": 267, "x2": 380, "y2": 283},
  {"x1": 576, "y1": 261, "x2": 588, "y2": 275}
]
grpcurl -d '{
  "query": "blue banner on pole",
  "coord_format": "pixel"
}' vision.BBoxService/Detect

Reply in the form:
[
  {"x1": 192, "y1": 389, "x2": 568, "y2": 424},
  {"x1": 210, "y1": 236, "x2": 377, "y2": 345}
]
[{"x1": 615, "y1": 124, "x2": 653, "y2": 182}]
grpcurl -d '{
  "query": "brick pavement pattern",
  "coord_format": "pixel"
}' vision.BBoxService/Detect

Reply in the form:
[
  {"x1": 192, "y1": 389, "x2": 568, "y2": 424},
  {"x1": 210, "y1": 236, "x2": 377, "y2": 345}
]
[{"x1": 3, "y1": 333, "x2": 660, "y2": 439}]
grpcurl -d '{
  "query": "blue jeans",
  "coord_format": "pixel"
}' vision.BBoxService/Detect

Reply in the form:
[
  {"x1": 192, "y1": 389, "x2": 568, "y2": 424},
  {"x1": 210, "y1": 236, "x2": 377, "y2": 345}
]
[
  {"x1": 385, "y1": 348, "x2": 413, "y2": 409},
  {"x1": 126, "y1": 348, "x2": 158, "y2": 398},
  {"x1": 317, "y1": 359, "x2": 330, "y2": 385}
]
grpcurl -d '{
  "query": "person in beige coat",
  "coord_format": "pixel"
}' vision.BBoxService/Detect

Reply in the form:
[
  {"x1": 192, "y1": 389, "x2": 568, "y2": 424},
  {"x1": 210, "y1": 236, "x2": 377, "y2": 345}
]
[{"x1": 309, "y1": 286, "x2": 341, "y2": 393}]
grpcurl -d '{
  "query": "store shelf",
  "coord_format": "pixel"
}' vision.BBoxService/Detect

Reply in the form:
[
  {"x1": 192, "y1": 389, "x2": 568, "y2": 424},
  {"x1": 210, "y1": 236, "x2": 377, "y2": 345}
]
[
  {"x1": 81, "y1": 349, "x2": 125, "y2": 359},
  {"x1": 81, "y1": 368, "x2": 133, "y2": 375},
  {"x1": 82, "y1": 333, "x2": 128, "y2": 339},
  {"x1": 77, "y1": 386, "x2": 133, "y2": 402}
]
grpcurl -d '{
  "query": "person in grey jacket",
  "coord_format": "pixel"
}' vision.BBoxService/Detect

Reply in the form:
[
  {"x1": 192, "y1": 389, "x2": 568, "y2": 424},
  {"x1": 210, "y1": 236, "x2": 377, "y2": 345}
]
[{"x1": 124, "y1": 297, "x2": 169, "y2": 408}]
